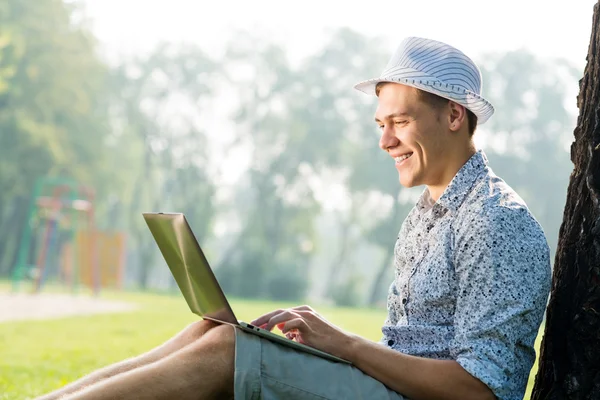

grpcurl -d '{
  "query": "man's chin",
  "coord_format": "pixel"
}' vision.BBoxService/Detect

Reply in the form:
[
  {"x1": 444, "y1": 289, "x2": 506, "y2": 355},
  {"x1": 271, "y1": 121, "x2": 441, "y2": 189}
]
[{"x1": 398, "y1": 175, "x2": 417, "y2": 188}]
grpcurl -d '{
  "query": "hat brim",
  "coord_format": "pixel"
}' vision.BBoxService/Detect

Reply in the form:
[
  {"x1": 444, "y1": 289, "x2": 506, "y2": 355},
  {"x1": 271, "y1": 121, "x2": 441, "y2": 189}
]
[{"x1": 354, "y1": 77, "x2": 494, "y2": 125}]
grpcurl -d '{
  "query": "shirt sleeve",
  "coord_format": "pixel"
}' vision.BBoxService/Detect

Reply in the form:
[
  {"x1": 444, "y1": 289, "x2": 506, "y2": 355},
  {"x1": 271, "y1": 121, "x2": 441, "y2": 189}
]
[{"x1": 450, "y1": 205, "x2": 551, "y2": 400}]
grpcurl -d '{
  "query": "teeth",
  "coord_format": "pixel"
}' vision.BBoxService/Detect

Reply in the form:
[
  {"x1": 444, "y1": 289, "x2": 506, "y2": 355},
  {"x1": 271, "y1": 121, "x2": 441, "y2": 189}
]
[{"x1": 395, "y1": 153, "x2": 412, "y2": 162}]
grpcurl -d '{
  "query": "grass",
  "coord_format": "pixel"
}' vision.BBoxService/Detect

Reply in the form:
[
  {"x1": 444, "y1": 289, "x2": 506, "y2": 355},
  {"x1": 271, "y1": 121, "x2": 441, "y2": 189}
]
[
  {"x1": 0, "y1": 288, "x2": 388, "y2": 399},
  {"x1": 0, "y1": 286, "x2": 542, "y2": 399}
]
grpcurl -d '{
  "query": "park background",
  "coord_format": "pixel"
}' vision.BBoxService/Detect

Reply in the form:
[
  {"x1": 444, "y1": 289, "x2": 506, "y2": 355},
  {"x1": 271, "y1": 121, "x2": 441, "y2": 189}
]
[{"x1": 0, "y1": 1, "x2": 597, "y2": 399}]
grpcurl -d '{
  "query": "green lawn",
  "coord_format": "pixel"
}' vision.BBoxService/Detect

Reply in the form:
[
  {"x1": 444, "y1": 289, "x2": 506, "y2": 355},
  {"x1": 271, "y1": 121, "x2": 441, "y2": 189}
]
[{"x1": 0, "y1": 288, "x2": 541, "y2": 399}]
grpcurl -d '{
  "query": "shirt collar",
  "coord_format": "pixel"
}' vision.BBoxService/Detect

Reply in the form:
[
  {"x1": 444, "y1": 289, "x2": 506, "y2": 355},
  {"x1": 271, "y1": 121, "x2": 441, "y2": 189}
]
[{"x1": 416, "y1": 150, "x2": 488, "y2": 213}]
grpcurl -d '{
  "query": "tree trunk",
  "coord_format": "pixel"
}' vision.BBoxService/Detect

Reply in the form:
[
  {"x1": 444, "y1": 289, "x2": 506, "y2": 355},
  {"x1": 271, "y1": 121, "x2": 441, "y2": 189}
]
[
  {"x1": 367, "y1": 204, "x2": 402, "y2": 306},
  {"x1": 325, "y1": 211, "x2": 352, "y2": 293},
  {"x1": 0, "y1": 197, "x2": 15, "y2": 274},
  {"x1": 368, "y1": 249, "x2": 395, "y2": 306},
  {"x1": 531, "y1": 2, "x2": 600, "y2": 398},
  {"x1": 0, "y1": 196, "x2": 28, "y2": 276}
]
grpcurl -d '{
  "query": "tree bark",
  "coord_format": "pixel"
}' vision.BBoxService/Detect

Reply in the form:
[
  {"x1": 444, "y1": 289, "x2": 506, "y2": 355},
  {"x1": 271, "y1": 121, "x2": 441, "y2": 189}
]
[
  {"x1": 325, "y1": 210, "x2": 353, "y2": 294},
  {"x1": 368, "y1": 248, "x2": 395, "y2": 306},
  {"x1": 531, "y1": 2, "x2": 600, "y2": 398},
  {"x1": 367, "y1": 204, "x2": 402, "y2": 306},
  {"x1": 0, "y1": 196, "x2": 28, "y2": 276}
]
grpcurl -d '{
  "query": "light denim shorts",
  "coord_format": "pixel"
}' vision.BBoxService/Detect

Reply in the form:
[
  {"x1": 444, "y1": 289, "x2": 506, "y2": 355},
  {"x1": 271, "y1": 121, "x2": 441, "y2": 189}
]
[{"x1": 233, "y1": 328, "x2": 406, "y2": 400}]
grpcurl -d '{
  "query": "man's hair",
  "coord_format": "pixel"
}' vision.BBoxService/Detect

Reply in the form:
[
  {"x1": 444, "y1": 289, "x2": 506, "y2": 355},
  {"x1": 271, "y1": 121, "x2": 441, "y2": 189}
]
[{"x1": 375, "y1": 83, "x2": 478, "y2": 136}]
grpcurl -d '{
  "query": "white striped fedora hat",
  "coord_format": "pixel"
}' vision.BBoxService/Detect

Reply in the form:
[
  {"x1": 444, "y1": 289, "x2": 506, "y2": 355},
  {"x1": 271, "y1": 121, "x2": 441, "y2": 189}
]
[{"x1": 354, "y1": 37, "x2": 494, "y2": 124}]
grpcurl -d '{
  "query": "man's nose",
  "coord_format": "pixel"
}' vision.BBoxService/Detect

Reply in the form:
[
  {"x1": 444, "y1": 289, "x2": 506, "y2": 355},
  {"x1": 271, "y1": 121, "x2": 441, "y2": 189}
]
[{"x1": 379, "y1": 125, "x2": 398, "y2": 151}]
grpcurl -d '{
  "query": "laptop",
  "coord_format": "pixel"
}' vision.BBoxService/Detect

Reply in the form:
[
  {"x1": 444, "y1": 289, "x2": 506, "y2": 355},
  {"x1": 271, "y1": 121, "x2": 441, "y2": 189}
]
[{"x1": 142, "y1": 212, "x2": 351, "y2": 364}]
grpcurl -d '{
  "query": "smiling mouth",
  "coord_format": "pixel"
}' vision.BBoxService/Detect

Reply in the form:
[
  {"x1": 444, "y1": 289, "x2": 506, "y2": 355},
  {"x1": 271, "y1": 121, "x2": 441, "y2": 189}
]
[{"x1": 394, "y1": 153, "x2": 413, "y2": 163}]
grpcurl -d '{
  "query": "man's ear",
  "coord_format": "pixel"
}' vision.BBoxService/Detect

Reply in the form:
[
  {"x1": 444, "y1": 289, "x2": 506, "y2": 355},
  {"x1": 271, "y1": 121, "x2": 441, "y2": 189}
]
[{"x1": 448, "y1": 102, "x2": 467, "y2": 132}]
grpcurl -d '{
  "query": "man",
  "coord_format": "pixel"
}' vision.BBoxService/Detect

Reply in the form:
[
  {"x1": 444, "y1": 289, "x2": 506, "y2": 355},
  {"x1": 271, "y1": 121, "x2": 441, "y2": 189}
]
[{"x1": 38, "y1": 37, "x2": 551, "y2": 400}]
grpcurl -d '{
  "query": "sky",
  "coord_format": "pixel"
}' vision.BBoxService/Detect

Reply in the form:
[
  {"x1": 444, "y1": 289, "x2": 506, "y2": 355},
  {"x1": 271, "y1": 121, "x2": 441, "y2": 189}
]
[{"x1": 82, "y1": 0, "x2": 597, "y2": 69}]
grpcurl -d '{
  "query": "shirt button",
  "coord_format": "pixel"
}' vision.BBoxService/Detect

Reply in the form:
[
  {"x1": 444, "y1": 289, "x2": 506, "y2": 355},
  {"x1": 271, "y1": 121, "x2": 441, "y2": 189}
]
[
  {"x1": 388, "y1": 339, "x2": 395, "y2": 346},
  {"x1": 402, "y1": 298, "x2": 407, "y2": 305}
]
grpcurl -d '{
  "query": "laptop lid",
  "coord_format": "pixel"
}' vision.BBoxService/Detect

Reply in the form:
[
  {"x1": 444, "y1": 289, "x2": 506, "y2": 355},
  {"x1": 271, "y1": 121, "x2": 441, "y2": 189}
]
[{"x1": 142, "y1": 212, "x2": 238, "y2": 325}]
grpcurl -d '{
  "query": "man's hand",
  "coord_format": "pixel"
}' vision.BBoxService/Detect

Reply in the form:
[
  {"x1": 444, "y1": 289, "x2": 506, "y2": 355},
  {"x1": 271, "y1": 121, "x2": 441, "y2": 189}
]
[
  {"x1": 250, "y1": 305, "x2": 353, "y2": 359},
  {"x1": 252, "y1": 306, "x2": 494, "y2": 400}
]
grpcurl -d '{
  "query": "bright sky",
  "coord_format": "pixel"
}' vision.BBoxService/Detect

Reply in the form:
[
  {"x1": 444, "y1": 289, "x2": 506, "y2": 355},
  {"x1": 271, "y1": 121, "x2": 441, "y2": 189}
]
[{"x1": 83, "y1": 0, "x2": 597, "y2": 68}]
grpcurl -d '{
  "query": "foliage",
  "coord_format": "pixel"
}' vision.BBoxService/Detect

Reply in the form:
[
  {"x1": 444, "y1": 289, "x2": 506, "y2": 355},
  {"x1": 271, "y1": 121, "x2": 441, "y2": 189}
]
[
  {"x1": 330, "y1": 274, "x2": 363, "y2": 307},
  {"x1": 0, "y1": 0, "x2": 111, "y2": 273},
  {"x1": 264, "y1": 261, "x2": 310, "y2": 301},
  {"x1": 107, "y1": 43, "x2": 219, "y2": 288}
]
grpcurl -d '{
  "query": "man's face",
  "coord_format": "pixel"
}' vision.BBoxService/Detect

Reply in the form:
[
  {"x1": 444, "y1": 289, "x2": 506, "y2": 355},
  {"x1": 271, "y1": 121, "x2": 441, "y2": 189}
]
[{"x1": 374, "y1": 83, "x2": 451, "y2": 189}]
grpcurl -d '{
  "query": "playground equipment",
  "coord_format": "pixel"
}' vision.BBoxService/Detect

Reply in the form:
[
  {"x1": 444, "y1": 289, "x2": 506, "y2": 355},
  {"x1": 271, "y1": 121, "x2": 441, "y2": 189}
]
[{"x1": 11, "y1": 177, "x2": 126, "y2": 294}]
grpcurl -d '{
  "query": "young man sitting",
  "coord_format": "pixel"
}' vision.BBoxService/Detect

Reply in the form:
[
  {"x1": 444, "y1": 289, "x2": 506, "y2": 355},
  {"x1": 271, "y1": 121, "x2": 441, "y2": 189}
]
[{"x1": 38, "y1": 37, "x2": 551, "y2": 400}]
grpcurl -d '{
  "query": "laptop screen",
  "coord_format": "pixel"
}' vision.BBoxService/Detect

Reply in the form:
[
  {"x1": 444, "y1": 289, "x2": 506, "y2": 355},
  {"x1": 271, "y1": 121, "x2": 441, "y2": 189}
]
[{"x1": 143, "y1": 213, "x2": 238, "y2": 324}]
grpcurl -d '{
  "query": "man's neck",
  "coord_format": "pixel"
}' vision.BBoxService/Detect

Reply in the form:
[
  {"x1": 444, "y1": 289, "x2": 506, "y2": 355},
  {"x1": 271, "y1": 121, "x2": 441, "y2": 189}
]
[{"x1": 427, "y1": 145, "x2": 477, "y2": 202}]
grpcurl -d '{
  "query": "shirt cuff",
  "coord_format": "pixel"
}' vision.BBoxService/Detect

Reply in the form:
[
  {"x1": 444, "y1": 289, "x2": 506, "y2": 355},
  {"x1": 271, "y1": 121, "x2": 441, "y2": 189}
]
[{"x1": 456, "y1": 355, "x2": 508, "y2": 400}]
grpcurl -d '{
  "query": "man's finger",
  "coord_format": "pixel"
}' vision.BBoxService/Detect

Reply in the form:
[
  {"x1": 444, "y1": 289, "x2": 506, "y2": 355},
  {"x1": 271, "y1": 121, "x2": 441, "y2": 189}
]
[
  {"x1": 295, "y1": 309, "x2": 318, "y2": 320},
  {"x1": 265, "y1": 311, "x2": 301, "y2": 331},
  {"x1": 292, "y1": 305, "x2": 314, "y2": 312},
  {"x1": 250, "y1": 309, "x2": 285, "y2": 326},
  {"x1": 281, "y1": 318, "x2": 308, "y2": 334}
]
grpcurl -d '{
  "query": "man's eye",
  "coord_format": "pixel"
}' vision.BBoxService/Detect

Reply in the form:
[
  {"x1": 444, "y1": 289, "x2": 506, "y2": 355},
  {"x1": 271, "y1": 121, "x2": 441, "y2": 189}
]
[
  {"x1": 394, "y1": 120, "x2": 407, "y2": 125},
  {"x1": 378, "y1": 125, "x2": 384, "y2": 130}
]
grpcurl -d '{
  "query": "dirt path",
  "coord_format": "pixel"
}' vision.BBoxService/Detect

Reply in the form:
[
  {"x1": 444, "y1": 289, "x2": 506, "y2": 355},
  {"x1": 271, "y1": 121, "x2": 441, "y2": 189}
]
[{"x1": 0, "y1": 292, "x2": 137, "y2": 323}]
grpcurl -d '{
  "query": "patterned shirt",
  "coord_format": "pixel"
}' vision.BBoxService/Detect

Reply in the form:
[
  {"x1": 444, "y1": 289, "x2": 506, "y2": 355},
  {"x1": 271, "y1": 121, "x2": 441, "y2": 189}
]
[{"x1": 382, "y1": 150, "x2": 551, "y2": 400}]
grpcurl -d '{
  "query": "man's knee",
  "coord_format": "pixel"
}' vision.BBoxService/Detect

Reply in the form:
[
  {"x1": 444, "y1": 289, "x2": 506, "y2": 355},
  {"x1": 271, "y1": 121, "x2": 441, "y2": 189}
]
[
  {"x1": 197, "y1": 324, "x2": 235, "y2": 351},
  {"x1": 182, "y1": 324, "x2": 235, "y2": 363},
  {"x1": 171, "y1": 324, "x2": 235, "y2": 398},
  {"x1": 181, "y1": 319, "x2": 220, "y2": 341}
]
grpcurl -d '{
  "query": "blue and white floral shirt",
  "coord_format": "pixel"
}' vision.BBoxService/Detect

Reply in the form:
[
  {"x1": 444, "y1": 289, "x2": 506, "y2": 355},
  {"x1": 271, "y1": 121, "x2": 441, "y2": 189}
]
[{"x1": 383, "y1": 150, "x2": 551, "y2": 400}]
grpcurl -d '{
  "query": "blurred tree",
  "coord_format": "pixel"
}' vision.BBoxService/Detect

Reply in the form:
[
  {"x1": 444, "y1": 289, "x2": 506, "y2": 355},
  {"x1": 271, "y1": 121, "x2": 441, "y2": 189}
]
[
  {"x1": 215, "y1": 29, "x2": 414, "y2": 303},
  {"x1": 532, "y1": 2, "x2": 600, "y2": 397},
  {"x1": 283, "y1": 28, "x2": 402, "y2": 305},
  {"x1": 214, "y1": 36, "x2": 317, "y2": 300},
  {"x1": 295, "y1": 32, "x2": 429, "y2": 306},
  {"x1": 109, "y1": 44, "x2": 218, "y2": 289},
  {"x1": 292, "y1": 28, "x2": 412, "y2": 306},
  {"x1": 479, "y1": 50, "x2": 579, "y2": 258},
  {"x1": 0, "y1": 0, "x2": 110, "y2": 275}
]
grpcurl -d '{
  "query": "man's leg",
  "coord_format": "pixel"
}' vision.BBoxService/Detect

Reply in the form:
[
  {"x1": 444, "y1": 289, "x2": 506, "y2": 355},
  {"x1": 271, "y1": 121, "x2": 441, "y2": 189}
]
[
  {"x1": 37, "y1": 320, "x2": 222, "y2": 400},
  {"x1": 57, "y1": 324, "x2": 235, "y2": 400}
]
